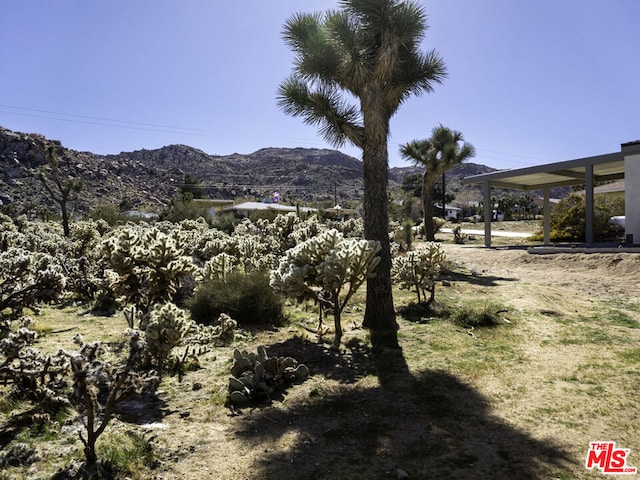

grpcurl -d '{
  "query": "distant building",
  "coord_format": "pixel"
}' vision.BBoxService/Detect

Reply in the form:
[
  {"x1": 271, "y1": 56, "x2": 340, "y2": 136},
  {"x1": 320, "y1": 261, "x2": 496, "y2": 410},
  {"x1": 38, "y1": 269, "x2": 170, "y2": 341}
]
[
  {"x1": 222, "y1": 201, "x2": 317, "y2": 218},
  {"x1": 435, "y1": 204, "x2": 461, "y2": 220},
  {"x1": 123, "y1": 210, "x2": 160, "y2": 221}
]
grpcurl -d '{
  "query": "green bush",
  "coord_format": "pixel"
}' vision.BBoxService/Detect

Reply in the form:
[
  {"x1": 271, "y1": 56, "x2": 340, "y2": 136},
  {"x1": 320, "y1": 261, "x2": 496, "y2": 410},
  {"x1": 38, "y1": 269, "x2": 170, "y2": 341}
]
[
  {"x1": 88, "y1": 204, "x2": 125, "y2": 226},
  {"x1": 189, "y1": 271, "x2": 284, "y2": 328},
  {"x1": 530, "y1": 192, "x2": 624, "y2": 242},
  {"x1": 160, "y1": 193, "x2": 211, "y2": 223},
  {"x1": 451, "y1": 302, "x2": 504, "y2": 328}
]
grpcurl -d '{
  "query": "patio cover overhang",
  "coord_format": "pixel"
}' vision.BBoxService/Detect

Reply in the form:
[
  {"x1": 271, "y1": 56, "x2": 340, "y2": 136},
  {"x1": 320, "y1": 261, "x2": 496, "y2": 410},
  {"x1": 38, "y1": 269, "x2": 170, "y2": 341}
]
[{"x1": 462, "y1": 151, "x2": 626, "y2": 246}]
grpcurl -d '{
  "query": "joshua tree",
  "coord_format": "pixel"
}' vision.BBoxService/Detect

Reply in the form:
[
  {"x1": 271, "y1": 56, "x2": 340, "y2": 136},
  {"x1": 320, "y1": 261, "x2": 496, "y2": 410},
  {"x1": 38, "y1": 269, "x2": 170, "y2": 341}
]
[
  {"x1": 400, "y1": 125, "x2": 475, "y2": 241},
  {"x1": 278, "y1": 0, "x2": 446, "y2": 348},
  {"x1": 37, "y1": 146, "x2": 83, "y2": 237}
]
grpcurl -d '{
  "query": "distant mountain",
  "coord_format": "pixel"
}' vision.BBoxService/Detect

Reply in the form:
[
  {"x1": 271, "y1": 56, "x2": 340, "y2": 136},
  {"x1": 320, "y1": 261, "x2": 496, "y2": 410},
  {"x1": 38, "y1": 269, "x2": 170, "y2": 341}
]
[{"x1": 0, "y1": 126, "x2": 503, "y2": 216}]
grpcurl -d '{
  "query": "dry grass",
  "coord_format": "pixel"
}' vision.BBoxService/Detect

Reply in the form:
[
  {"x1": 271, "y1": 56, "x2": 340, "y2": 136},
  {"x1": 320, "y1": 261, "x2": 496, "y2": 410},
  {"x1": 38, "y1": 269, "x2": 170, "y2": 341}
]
[{"x1": 2, "y1": 235, "x2": 640, "y2": 479}]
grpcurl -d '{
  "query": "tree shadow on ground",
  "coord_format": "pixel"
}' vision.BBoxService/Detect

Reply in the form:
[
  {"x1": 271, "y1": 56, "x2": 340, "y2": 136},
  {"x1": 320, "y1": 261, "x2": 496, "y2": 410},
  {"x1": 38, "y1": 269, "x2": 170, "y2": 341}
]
[
  {"x1": 114, "y1": 391, "x2": 169, "y2": 425},
  {"x1": 266, "y1": 336, "x2": 375, "y2": 384},
  {"x1": 232, "y1": 344, "x2": 575, "y2": 479},
  {"x1": 396, "y1": 302, "x2": 444, "y2": 323},
  {"x1": 441, "y1": 268, "x2": 518, "y2": 287},
  {"x1": 0, "y1": 408, "x2": 38, "y2": 450}
]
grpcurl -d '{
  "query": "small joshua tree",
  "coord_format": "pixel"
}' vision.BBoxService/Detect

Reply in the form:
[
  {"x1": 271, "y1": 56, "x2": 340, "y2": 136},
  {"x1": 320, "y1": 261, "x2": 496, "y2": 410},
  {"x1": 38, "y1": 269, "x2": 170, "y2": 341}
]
[
  {"x1": 392, "y1": 242, "x2": 446, "y2": 305},
  {"x1": 36, "y1": 146, "x2": 83, "y2": 237},
  {"x1": 270, "y1": 229, "x2": 381, "y2": 346}
]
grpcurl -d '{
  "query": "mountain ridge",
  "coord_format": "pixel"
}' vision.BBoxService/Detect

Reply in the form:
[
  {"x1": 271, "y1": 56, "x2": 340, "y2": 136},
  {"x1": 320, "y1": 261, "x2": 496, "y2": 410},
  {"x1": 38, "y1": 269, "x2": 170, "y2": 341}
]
[{"x1": 0, "y1": 126, "x2": 494, "y2": 215}]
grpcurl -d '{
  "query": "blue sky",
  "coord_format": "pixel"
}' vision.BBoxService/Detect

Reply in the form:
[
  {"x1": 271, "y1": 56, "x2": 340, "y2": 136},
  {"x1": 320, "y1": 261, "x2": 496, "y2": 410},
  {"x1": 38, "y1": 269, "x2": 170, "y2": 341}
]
[{"x1": 1, "y1": 1, "x2": 638, "y2": 170}]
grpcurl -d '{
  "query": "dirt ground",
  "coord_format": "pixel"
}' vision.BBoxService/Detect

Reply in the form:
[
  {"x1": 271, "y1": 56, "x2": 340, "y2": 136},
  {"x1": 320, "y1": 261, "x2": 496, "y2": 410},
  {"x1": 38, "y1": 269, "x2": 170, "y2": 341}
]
[
  {"x1": 142, "y1": 244, "x2": 640, "y2": 480},
  {"x1": 5, "y1": 242, "x2": 640, "y2": 479}
]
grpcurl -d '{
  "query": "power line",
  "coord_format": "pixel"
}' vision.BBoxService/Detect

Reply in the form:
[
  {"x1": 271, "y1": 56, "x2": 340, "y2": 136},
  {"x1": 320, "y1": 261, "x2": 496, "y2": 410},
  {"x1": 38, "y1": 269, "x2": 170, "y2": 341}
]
[{"x1": 0, "y1": 105, "x2": 206, "y2": 136}]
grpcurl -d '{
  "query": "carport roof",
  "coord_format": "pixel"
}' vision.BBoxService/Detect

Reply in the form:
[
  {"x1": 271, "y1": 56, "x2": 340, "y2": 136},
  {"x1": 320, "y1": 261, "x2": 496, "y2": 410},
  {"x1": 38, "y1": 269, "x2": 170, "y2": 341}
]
[{"x1": 462, "y1": 151, "x2": 625, "y2": 191}]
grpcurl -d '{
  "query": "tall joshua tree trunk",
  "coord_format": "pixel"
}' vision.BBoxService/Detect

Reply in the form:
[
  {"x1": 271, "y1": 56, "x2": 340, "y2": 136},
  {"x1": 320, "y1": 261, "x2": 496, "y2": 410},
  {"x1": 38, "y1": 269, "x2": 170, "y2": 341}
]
[
  {"x1": 422, "y1": 172, "x2": 437, "y2": 241},
  {"x1": 361, "y1": 108, "x2": 398, "y2": 348}
]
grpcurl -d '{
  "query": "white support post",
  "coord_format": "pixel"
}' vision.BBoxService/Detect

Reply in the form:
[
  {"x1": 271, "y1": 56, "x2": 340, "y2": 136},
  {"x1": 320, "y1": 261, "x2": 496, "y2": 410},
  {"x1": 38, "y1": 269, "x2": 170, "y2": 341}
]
[
  {"x1": 543, "y1": 187, "x2": 550, "y2": 245},
  {"x1": 623, "y1": 141, "x2": 640, "y2": 245},
  {"x1": 585, "y1": 164, "x2": 594, "y2": 244},
  {"x1": 483, "y1": 180, "x2": 492, "y2": 247}
]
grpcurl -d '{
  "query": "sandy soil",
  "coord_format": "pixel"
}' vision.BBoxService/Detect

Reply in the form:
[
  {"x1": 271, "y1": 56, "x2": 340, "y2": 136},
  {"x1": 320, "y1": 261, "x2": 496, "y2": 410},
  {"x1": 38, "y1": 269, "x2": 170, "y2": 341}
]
[
  {"x1": 11, "y1": 244, "x2": 639, "y2": 480},
  {"x1": 138, "y1": 245, "x2": 640, "y2": 480}
]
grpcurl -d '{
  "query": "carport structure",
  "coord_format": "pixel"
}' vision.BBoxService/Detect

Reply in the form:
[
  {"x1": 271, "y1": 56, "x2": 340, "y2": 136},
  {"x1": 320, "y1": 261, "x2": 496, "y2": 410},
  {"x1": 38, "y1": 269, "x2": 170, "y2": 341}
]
[{"x1": 462, "y1": 141, "x2": 640, "y2": 247}]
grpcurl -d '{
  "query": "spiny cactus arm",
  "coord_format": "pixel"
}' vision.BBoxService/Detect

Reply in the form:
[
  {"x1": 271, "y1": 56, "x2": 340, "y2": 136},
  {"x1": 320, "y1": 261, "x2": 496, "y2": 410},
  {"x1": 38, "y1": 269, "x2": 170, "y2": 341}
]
[
  {"x1": 200, "y1": 252, "x2": 238, "y2": 282},
  {"x1": 337, "y1": 239, "x2": 381, "y2": 315},
  {"x1": 92, "y1": 365, "x2": 130, "y2": 441},
  {"x1": 270, "y1": 263, "x2": 321, "y2": 304}
]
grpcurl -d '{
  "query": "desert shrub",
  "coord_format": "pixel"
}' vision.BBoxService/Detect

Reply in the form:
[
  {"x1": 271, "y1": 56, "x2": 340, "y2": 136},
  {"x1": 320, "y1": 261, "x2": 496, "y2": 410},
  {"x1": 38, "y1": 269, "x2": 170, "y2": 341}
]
[
  {"x1": 451, "y1": 302, "x2": 505, "y2": 328},
  {"x1": 189, "y1": 271, "x2": 284, "y2": 328},
  {"x1": 93, "y1": 431, "x2": 155, "y2": 480},
  {"x1": 88, "y1": 203, "x2": 126, "y2": 226},
  {"x1": 530, "y1": 192, "x2": 625, "y2": 242},
  {"x1": 160, "y1": 193, "x2": 211, "y2": 223},
  {"x1": 212, "y1": 212, "x2": 236, "y2": 234},
  {"x1": 453, "y1": 225, "x2": 465, "y2": 244},
  {"x1": 249, "y1": 209, "x2": 278, "y2": 223}
]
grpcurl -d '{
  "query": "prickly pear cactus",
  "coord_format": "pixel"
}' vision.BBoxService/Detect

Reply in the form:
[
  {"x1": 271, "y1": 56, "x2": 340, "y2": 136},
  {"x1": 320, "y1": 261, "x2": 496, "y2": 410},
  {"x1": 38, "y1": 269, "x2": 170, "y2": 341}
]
[{"x1": 227, "y1": 346, "x2": 309, "y2": 404}]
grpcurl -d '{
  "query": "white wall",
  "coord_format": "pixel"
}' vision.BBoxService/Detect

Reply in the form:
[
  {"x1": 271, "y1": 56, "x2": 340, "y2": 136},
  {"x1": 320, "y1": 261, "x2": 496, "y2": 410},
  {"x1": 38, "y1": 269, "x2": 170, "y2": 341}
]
[{"x1": 624, "y1": 149, "x2": 640, "y2": 244}]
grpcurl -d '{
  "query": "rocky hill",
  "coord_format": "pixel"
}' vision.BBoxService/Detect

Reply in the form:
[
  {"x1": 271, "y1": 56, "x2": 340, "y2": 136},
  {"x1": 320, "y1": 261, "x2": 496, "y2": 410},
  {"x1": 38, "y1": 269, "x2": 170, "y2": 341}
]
[{"x1": 0, "y1": 126, "x2": 495, "y2": 216}]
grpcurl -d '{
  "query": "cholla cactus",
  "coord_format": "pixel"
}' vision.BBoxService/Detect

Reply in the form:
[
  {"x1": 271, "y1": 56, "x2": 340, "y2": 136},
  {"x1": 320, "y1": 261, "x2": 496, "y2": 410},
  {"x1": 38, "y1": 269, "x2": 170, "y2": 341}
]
[
  {"x1": 69, "y1": 220, "x2": 101, "y2": 257},
  {"x1": 100, "y1": 225, "x2": 195, "y2": 315},
  {"x1": 0, "y1": 248, "x2": 66, "y2": 316},
  {"x1": 63, "y1": 331, "x2": 157, "y2": 474},
  {"x1": 197, "y1": 228, "x2": 234, "y2": 259},
  {"x1": 325, "y1": 217, "x2": 364, "y2": 238},
  {"x1": 145, "y1": 302, "x2": 191, "y2": 374},
  {"x1": 290, "y1": 215, "x2": 324, "y2": 245},
  {"x1": 200, "y1": 253, "x2": 238, "y2": 282},
  {"x1": 235, "y1": 234, "x2": 278, "y2": 273},
  {"x1": 392, "y1": 242, "x2": 446, "y2": 305},
  {"x1": 187, "y1": 313, "x2": 237, "y2": 346},
  {"x1": 209, "y1": 313, "x2": 237, "y2": 345},
  {"x1": 0, "y1": 321, "x2": 70, "y2": 406},
  {"x1": 227, "y1": 346, "x2": 309, "y2": 404},
  {"x1": 270, "y1": 229, "x2": 381, "y2": 346}
]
